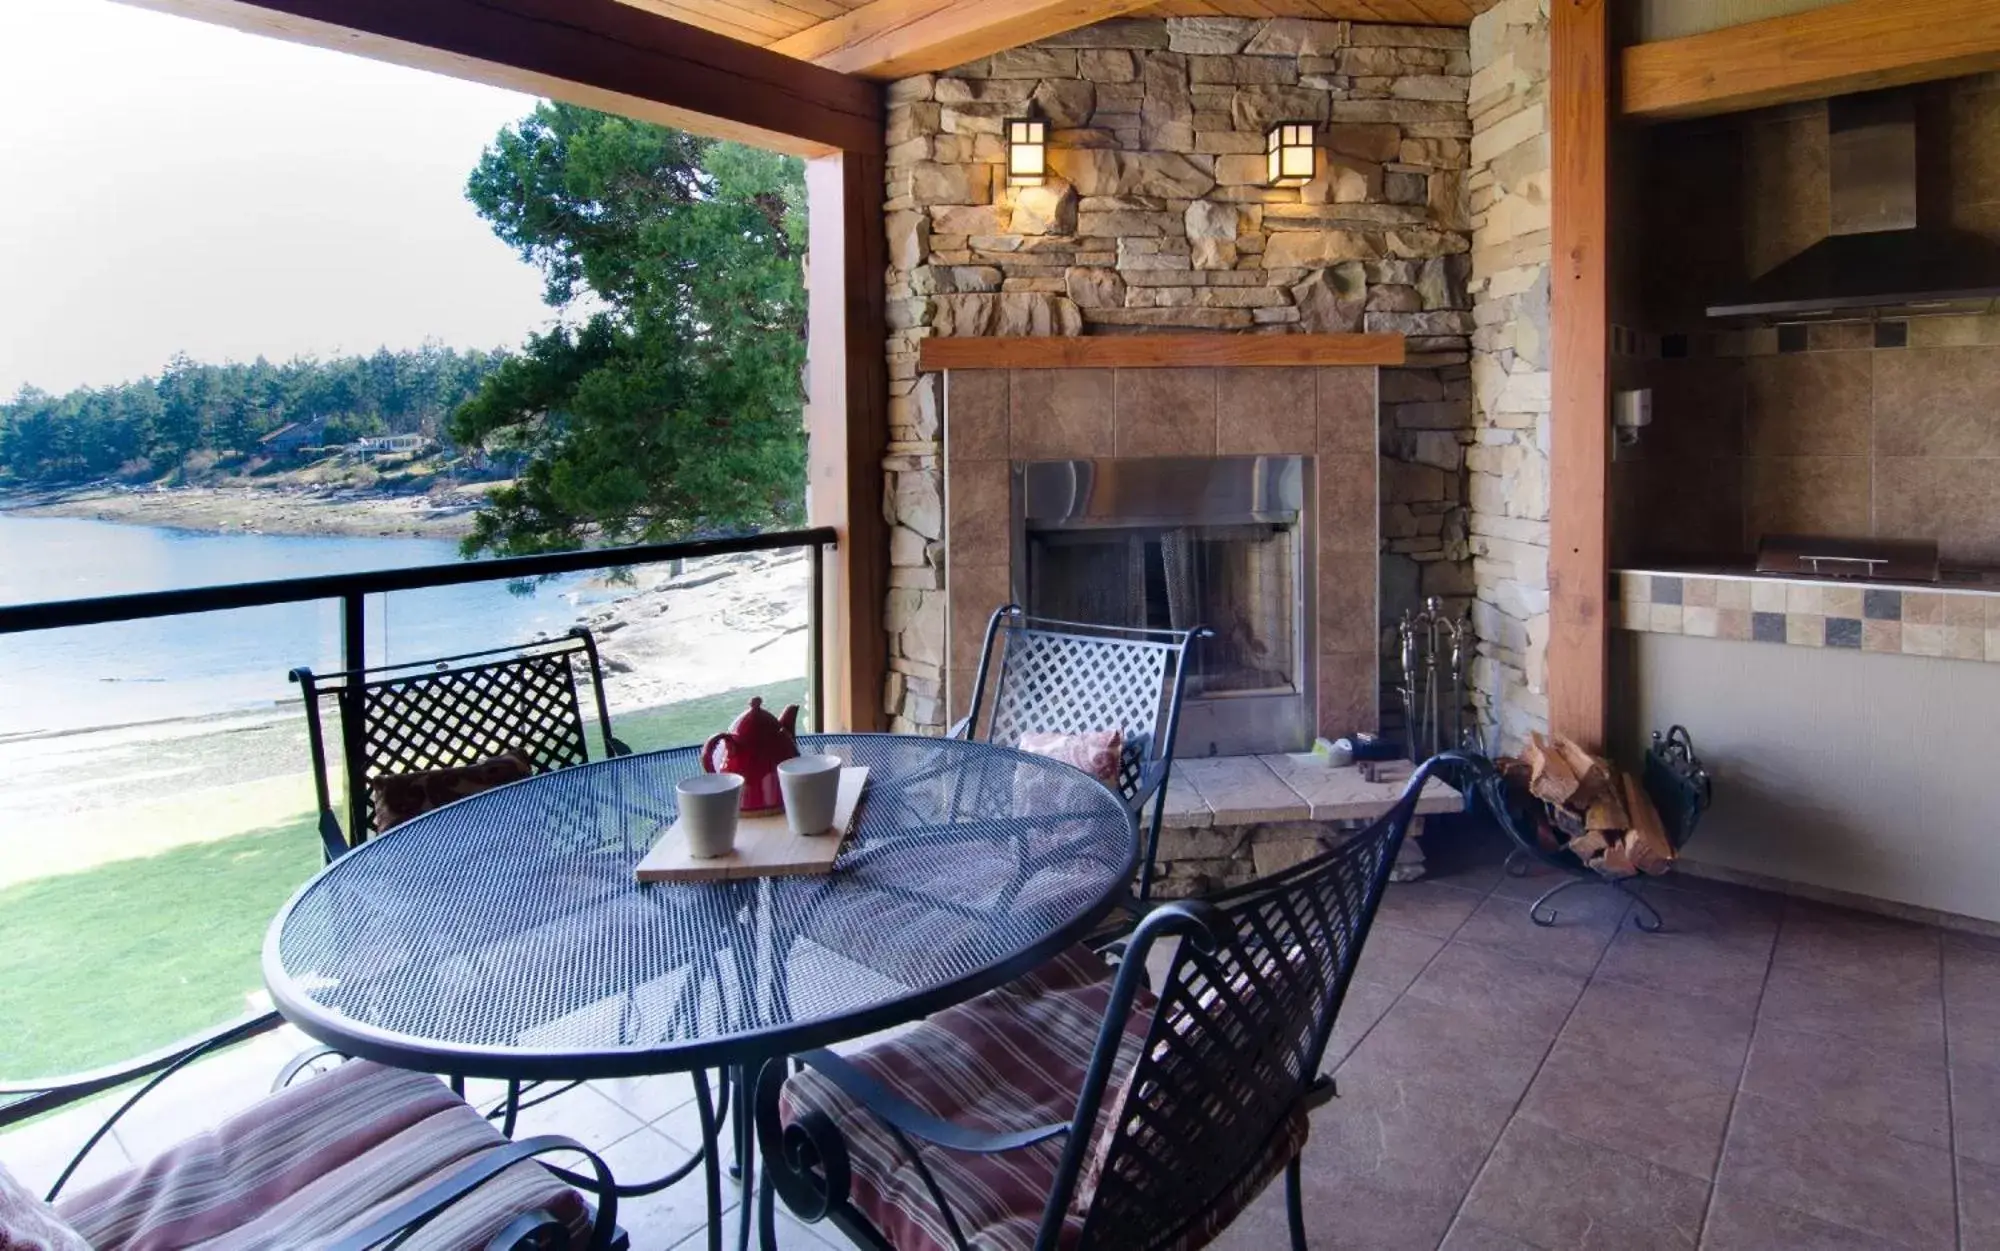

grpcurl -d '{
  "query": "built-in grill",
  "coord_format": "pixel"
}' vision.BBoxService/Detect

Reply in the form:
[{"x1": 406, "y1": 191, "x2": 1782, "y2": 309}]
[{"x1": 1754, "y1": 534, "x2": 1941, "y2": 583}]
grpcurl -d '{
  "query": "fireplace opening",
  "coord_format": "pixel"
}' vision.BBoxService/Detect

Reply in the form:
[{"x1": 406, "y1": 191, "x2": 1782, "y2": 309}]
[
  {"x1": 1026, "y1": 523, "x2": 1296, "y2": 697},
  {"x1": 1014, "y1": 456, "x2": 1314, "y2": 757}
]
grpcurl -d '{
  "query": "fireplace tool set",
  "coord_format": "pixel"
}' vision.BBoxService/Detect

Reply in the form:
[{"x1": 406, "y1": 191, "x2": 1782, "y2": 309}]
[{"x1": 1398, "y1": 597, "x2": 1474, "y2": 762}]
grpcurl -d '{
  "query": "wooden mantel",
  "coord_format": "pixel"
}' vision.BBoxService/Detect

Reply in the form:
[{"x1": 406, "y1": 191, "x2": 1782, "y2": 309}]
[{"x1": 917, "y1": 333, "x2": 1406, "y2": 371}]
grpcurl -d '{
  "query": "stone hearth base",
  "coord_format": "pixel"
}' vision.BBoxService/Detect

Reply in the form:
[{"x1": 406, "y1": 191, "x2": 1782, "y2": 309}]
[{"x1": 1150, "y1": 753, "x2": 1462, "y2": 897}]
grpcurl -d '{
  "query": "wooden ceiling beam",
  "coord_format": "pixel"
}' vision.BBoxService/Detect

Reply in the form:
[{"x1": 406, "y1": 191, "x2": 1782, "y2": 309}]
[
  {"x1": 1622, "y1": 0, "x2": 2000, "y2": 121},
  {"x1": 771, "y1": 0, "x2": 1161, "y2": 80},
  {"x1": 117, "y1": 0, "x2": 884, "y2": 156}
]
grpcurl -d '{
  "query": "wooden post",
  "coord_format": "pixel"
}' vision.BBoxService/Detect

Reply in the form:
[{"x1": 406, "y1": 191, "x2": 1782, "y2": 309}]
[
  {"x1": 1549, "y1": 0, "x2": 1611, "y2": 750},
  {"x1": 806, "y1": 152, "x2": 889, "y2": 732}
]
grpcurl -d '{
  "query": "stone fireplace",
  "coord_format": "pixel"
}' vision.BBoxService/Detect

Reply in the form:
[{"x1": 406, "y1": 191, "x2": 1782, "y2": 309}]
[{"x1": 942, "y1": 363, "x2": 1380, "y2": 753}]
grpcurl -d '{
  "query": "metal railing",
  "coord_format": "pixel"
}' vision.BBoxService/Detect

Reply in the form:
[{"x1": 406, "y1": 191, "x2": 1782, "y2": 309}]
[{"x1": 0, "y1": 526, "x2": 838, "y2": 731}]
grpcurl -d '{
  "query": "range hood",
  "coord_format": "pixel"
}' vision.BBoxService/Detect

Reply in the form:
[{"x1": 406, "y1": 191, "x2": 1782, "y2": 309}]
[{"x1": 1707, "y1": 90, "x2": 2000, "y2": 321}]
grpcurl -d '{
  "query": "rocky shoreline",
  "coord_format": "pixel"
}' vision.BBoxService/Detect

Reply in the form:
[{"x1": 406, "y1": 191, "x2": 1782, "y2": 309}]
[{"x1": 0, "y1": 481, "x2": 485, "y2": 539}]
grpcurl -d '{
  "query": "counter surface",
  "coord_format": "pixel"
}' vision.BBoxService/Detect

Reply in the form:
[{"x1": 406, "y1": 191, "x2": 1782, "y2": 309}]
[{"x1": 1614, "y1": 568, "x2": 2000, "y2": 664}]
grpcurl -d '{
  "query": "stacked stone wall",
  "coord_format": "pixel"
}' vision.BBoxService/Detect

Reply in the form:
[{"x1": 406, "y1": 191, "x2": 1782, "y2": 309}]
[
  {"x1": 1465, "y1": 0, "x2": 1553, "y2": 751},
  {"x1": 877, "y1": 16, "x2": 1481, "y2": 734}
]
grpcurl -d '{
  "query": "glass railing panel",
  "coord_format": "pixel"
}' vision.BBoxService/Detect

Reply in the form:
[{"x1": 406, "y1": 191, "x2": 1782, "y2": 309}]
[
  {"x1": 372, "y1": 545, "x2": 816, "y2": 763},
  {"x1": 0, "y1": 603, "x2": 342, "y2": 1082}
]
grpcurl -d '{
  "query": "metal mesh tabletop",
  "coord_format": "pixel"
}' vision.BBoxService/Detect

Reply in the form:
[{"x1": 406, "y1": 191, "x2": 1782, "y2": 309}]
[{"x1": 264, "y1": 734, "x2": 1136, "y2": 1079}]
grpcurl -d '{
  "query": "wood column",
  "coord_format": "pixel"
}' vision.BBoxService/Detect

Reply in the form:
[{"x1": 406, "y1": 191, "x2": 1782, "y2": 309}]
[
  {"x1": 806, "y1": 152, "x2": 889, "y2": 732},
  {"x1": 1549, "y1": 0, "x2": 1611, "y2": 750}
]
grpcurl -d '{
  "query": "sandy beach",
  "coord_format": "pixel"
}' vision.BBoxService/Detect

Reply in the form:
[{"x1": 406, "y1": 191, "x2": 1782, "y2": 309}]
[
  {"x1": 0, "y1": 494, "x2": 814, "y2": 885},
  {"x1": 1, "y1": 481, "x2": 487, "y2": 540}
]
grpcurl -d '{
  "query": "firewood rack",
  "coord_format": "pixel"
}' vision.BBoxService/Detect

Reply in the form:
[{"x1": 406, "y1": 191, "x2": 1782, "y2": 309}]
[{"x1": 1468, "y1": 727, "x2": 1711, "y2": 933}]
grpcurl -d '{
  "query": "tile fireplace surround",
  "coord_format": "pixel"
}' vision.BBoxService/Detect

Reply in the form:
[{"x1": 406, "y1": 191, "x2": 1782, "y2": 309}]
[{"x1": 940, "y1": 363, "x2": 1381, "y2": 743}]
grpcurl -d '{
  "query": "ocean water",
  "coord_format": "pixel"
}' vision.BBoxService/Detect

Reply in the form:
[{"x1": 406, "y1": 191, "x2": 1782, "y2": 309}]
[{"x1": 0, "y1": 513, "x2": 610, "y2": 737}]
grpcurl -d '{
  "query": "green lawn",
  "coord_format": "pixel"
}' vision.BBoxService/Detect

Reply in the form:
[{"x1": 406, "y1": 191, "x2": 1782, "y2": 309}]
[
  {"x1": 0, "y1": 677, "x2": 810, "y2": 1082},
  {"x1": 0, "y1": 818, "x2": 322, "y2": 1080}
]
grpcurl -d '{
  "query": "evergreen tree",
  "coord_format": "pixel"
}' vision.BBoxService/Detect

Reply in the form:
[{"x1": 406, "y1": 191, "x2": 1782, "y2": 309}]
[{"x1": 449, "y1": 103, "x2": 807, "y2": 555}]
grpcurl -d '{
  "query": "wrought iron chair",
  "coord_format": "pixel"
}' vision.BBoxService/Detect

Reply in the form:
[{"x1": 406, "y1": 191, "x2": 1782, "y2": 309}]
[
  {"x1": 753, "y1": 754, "x2": 1458, "y2": 1251},
  {"x1": 0, "y1": 1011, "x2": 625, "y2": 1250},
  {"x1": 954, "y1": 604, "x2": 1211, "y2": 905},
  {"x1": 291, "y1": 626, "x2": 630, "y2": 860}
]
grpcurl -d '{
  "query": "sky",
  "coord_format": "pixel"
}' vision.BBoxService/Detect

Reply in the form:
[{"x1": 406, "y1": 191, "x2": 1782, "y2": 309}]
[{"x1": 0, "y1": 0, "x2": 556, "y2": 397}]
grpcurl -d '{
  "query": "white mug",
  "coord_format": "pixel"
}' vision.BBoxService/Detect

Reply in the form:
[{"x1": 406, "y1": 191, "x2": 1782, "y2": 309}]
[
  {"x1": 778, "y1": 755, "x2": 843, "y2": 836},
  {"x1": 678, "y1": 773, "x2": 744, "y2": 859}
]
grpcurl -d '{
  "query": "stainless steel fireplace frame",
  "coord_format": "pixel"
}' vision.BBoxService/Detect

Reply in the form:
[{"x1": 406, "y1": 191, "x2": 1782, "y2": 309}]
[{"x1": 1010, "y1": 456, "x2": 1316, "y2": 757}]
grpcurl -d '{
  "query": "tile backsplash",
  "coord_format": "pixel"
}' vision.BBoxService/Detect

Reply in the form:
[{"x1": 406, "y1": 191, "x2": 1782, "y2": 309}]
[{"x1": 1611, "y1": 312, "x2": 2000, "y2": 567}]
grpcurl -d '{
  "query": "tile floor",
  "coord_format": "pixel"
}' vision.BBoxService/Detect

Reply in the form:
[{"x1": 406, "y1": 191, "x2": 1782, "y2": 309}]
[
  {"x1": 1210, "y1": 840, "x2": 1995, "y2": 1251},
  {"x1": 6, "y1": 832, "x2": 1996, "y2": 1249}
]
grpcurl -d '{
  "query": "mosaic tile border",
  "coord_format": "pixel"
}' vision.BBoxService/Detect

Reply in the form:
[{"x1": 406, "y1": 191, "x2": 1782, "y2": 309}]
[
  {"x1": 1614, "y1": 571, "x2": 2000, "y2": 662},
  {"x1": 1608, "y1": 309, "x2": 2000, "y2": 362}
]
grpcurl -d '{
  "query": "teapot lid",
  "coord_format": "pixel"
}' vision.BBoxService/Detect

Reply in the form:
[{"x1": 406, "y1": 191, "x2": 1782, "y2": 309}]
[{"x1": 732, "y1": 696, "x2": 784, "y2": 736}]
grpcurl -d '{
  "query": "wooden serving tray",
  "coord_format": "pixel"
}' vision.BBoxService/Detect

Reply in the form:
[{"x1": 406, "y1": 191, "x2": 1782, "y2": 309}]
[{"x1": 635, "y1": 767, "x2": 868, "y2": 883}]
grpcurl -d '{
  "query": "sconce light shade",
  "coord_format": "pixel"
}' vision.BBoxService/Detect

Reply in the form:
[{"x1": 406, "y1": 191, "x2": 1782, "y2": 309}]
[
  {"x1": 1266, "y1": 122, "x2": 1316, "y2": 187},
  {"x1": 1007, "y1": 118, "x2": 1047, "y2": 187}
]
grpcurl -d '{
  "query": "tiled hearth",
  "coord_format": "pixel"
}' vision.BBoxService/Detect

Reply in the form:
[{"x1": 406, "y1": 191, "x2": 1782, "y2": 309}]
[
  {"x1": 941, "y1": 363, "x2": 1381, "y2": 739},
  {"x1": 1156, "y1": 754, "x2": 1461, "y2": 894}
]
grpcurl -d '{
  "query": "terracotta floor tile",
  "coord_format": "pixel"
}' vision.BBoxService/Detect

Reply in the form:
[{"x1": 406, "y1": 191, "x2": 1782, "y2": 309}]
[
  {"x1": 1772, "y1": 899, "x2": 1942, "y2": 993},
  {"x1": 1757, "y1": 963, "x2": 1946, "y2": 1059},
  {"x1": 1959, "y1": 1154, "x2": 2000, "y2": 1250},
  {"x1": 1460, "y1": 1119, "x2": 1709, "y2": 1250},
  {"x1": 1374, "y1": 880, "x2": 1489, "y2": 938},
  {"x1": 1949, "y1": 1057, "x2": 2000, "y2": 1165},
  {"x1": 1515, "y1": 1039, "x2": 1736, "y2": 1180},
  {"x1": 1594, "y1": 928, "x2": 1772, "y2": 1013},
  {"x1": 1740, "y1": 1023, "x2": 1950, "y2": 1151},
  {"x1": 1715, "y1": 1093, "x2": 1955, "y2": 1249},
  {"x1": 1437, "y1": 1220, "x2": 1545, "y2": 1250},
  {"x1": 1453, "y1": 889, "x2": 1630, "y2": 976},
  {"x1": 1404, "y1": 939, "x2": 1590, "y2": 1040},
  {"x1": 1354, "y1": 922, "x2": 1449, "y2": 992},
  {"x1": 1699, "y1": 1187, "x2": 1906, "y2": 1250}
]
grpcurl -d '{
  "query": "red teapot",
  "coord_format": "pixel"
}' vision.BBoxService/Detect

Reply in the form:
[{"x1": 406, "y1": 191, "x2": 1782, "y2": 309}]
[{"x1": 701, "y1": 696, "x2": 800, "y2": 815}]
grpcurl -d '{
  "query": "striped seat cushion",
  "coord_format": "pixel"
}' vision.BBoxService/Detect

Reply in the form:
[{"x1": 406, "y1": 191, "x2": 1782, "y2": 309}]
[
  {"x1": 778, "y1": 944, "x2": 1305, "y2": 1251},
  {"x1": 55, "y1": 1060, "x2": 591, "y2": 1251}
]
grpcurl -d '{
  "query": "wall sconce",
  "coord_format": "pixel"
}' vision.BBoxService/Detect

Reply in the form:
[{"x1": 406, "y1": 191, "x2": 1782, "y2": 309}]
[
  {"x1": 1266, "y1": 121, "x2": 1315, "y2": 187},
  {"x1": 1007, "y1": 118, "x2": 1047, "y2": 187}
]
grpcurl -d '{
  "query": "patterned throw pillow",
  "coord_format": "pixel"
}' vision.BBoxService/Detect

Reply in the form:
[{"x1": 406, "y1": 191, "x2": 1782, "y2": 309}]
[
  {"x1": 369, "y1": 748, "x2": 535, "y2": 833},
  {"x1": 1017, "y1": 730, "x2": 1125, "y2": 787},
  {"x1": 0, "y1": 1163, "x2": 90, "y2": 1251}
]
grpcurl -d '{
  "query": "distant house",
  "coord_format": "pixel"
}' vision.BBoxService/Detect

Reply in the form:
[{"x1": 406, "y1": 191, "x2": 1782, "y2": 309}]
[
  {"x1": 351, "y1": 433, "x2": 426, "y2": 457},
  {"x1": 258, "y1": 420, "x2": 321, "y2": 458}
]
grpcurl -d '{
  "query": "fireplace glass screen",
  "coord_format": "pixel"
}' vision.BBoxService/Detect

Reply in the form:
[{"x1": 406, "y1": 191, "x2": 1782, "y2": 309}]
[{"x1": 1026, "y1": 522, "x2": 1298, "y2": 697}]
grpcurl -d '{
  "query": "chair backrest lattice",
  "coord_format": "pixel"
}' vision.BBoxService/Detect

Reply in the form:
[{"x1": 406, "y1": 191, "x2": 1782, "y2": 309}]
[
  {"x1": 293, "y1": 629, "x2": 617, "y2": 855},
  {"x1": 977, "y1": 613, "x2": 1180, "y2": 803},
  {"x1": 1074, "y1": 777, "x2": 1420, "y2": 1250}
]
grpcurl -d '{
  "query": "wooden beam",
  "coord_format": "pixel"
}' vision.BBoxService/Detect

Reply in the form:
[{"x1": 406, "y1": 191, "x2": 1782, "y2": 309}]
[
  {"x1": 918, "y1": 333, "x2": 1406, "y2": 371},
  {"x1": 806, "y1": 154, "x2": 889, "y2": 731},
  {"x1": 118, "y1": 0, "x2": 883, "y2": 156},
  {"x1": 1549, "y1": 0, "x2": 1609, "y2": 751},
  {"x1": 772, "y1": 0, "x2": 1159, "y2": 80},
  {"x1": 1622, "y1": 0, "x2": 2000, "y2": 120}
]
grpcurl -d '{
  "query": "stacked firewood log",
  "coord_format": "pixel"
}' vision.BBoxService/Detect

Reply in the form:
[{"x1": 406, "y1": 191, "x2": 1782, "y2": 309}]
[{"x1": 1498, "y1": 732, "x2": 1675, "y2": 879}]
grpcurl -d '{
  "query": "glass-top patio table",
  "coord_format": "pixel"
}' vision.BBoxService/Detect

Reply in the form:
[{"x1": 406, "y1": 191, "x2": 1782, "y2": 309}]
[{"x1": 262, "y1": 733, "x2": 1137, "y2": 1249}]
